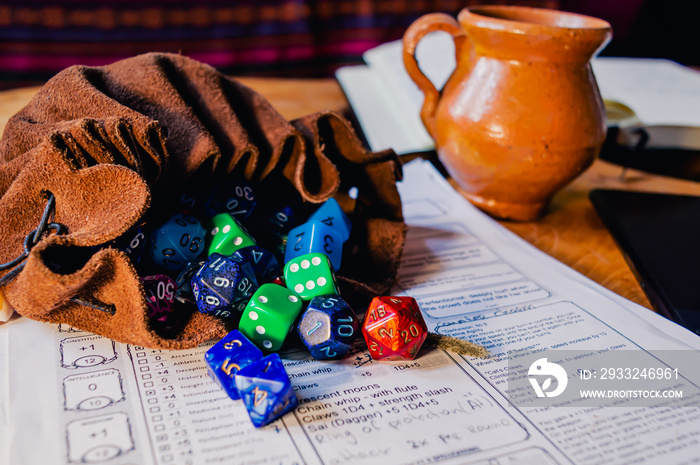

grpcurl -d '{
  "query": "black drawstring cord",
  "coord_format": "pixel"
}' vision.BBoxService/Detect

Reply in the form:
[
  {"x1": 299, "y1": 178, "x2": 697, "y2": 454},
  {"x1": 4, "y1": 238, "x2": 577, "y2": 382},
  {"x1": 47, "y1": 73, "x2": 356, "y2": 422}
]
[
  {"x1": 0, "y1": 194, "x2": 65, "y2": 287},
  {"x1": 0, "y1": 193, "x2": 116, "y2": 315},
  {"x1": 71, "y1": 297, "x2": 116, "y2": 315}
]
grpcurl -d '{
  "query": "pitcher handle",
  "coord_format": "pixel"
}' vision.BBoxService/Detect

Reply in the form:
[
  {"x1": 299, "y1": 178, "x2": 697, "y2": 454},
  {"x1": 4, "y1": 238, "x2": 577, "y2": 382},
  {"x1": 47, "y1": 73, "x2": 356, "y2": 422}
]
[{"x1": 403, "y1": 13, "x2": 466, "y2": 140}]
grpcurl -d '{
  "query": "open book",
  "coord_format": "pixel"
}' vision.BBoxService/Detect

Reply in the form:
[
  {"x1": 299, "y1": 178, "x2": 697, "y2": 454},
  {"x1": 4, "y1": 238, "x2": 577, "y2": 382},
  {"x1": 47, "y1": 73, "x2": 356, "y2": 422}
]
[{"x1": 336, "y1": 34, "x2": 700, "y2": 154}]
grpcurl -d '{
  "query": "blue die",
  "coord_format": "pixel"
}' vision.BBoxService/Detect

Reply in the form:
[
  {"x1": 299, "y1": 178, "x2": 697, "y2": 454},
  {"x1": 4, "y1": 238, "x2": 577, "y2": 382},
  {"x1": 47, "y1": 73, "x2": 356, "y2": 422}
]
[
  {"x1": 108, "y1": 221, "x2": 151, "y2": 265},
  {"x1": 148, "y1": 212, "x2": 206, "y2": 271},
  {"x1": 308, "y1": 198, "x2": 352, "y2": 242},
  {"x1": 205, "y1": 181, "x2": 256, "y2": 221},
  {"x1": 174, "y1": 182, "x2": 209, "y2": 214},
  {"x1": 232, "y1": 246, "x2": 280, "y2": 284},
  {"x1": 205, "y1": 330, "x2": 263, "y2": 400},
  {"x1": 263, "y1": 206, "x2": 297, "y2": 238},
  {"x1": 252, "y1": 206, "x2": 297, "y2": 262},
  {"x1": 285, "y1": 220, "x2": 343, "y2": 271},
  {"x1": 173, "y1": 259, "x2": 206, "y2": 305},
  {"x1": 297, "y1": 296, "x2": 359, "y2": 360},
  {"x1": 191, "y1": 254, "x2": 258, "y2": 322},
  {"x1": 235, "y1": 353, "x2": 298, "y2": 427}
]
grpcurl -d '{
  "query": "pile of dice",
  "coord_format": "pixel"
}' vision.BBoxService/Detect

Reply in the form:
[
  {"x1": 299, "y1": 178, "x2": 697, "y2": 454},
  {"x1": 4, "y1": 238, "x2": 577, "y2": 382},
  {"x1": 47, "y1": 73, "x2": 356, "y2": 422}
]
[{"x1": 107, "y1": 178, "x2": 428, "y2": 427}]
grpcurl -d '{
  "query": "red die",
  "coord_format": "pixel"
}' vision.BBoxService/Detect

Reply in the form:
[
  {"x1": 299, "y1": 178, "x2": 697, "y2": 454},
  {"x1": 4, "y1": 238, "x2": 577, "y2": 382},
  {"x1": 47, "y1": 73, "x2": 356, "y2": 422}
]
[{"x1": 361, "y1": 296, "x2": 428, "y2": 361}]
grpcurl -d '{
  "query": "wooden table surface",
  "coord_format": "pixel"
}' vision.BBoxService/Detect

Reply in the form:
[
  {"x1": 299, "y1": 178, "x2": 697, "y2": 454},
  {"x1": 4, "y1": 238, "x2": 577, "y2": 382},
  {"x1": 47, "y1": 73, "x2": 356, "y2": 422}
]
[{"x1": 2, "y1": 78, "x2": 699, "y2": 312}]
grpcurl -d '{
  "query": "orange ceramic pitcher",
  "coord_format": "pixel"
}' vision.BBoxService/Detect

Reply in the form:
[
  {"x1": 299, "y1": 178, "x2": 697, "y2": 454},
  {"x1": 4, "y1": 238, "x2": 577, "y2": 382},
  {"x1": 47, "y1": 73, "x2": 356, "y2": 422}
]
[{"x1": 404, "y1": 6, "x2": 612, "y2": 220}]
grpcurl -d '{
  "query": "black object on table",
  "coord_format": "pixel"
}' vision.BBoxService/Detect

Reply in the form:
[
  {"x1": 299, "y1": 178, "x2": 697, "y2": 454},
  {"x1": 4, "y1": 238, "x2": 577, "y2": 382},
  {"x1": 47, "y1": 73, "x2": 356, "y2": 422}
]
[{"x1": 590, "y1": 189, "x2": 700, "y2": 335}]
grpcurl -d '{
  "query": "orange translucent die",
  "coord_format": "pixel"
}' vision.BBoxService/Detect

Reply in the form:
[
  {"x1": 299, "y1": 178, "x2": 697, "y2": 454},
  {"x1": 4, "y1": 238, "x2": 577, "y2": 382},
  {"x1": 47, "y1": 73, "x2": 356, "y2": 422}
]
[{"x1": 362, "y1": 296, "x2": 428, "y2": 361}]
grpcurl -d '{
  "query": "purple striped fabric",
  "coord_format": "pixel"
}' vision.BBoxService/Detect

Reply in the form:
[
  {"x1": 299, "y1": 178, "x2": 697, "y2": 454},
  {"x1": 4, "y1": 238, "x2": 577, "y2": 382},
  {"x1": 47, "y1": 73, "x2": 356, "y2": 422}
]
[{"x1": 0, "y1": 0, "x2": 559, "y2": 89}]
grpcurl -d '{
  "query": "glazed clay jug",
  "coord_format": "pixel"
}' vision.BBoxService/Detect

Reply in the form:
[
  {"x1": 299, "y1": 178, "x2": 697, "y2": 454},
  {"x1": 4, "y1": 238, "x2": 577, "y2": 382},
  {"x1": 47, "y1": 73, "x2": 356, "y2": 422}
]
[{"x1": 404, "y1": 6, "x2": 612, "y2": 220}]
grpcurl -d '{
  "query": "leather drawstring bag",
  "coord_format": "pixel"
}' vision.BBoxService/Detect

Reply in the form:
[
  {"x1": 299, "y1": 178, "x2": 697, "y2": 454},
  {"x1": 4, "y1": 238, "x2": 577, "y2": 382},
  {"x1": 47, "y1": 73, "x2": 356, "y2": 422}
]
[{"x1": 0, "y1": 53, "x2": 406, "y2": 349}]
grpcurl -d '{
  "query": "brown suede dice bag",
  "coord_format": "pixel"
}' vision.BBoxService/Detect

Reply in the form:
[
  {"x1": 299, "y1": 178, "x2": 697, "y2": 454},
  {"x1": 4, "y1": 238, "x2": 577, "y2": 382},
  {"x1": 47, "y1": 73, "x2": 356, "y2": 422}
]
[{"x1": 0, "y1": 53, "x2": 406, "y2": 349}]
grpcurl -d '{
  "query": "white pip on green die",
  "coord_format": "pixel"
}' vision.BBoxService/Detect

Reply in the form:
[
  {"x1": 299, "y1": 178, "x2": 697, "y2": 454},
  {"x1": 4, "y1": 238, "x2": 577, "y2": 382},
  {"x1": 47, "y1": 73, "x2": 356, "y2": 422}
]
[
  {"x1": 283, "y1": 252, "x2": 339, "y2": 301},
  {"x1": 239, "y1": 283, "x2": 303, "y2": 352},
  {"x1": 205, "y1": 213, "x2": 256, "y2": 256}
]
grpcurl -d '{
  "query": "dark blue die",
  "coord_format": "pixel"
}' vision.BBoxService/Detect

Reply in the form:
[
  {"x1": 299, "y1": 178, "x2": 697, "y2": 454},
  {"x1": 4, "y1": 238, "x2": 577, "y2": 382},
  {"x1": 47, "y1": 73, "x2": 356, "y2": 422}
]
[
  {"x1": 174, "y1": 182, "x2": 211, "y2": 215},
  {"x1": 205, "y1": 181, "x2": 256, "y2": 221},
  {"x1": 258, "y1": 206, "x2": 295, "y2": 258},
  {"x1": 232, "y1": 246, "x2": 280, "y2": 284},
  {"x1": 204, "y1": 330, "x2": 263, "y2": 400},
  {"x1": 109, "y1": 221, "x2": 151, "y2": 264},
  {"x1": 148, "y1": 212, "x2": 205, "y2": 271},
  {"x1": 173, "y1": 259, "x2": 206, "y2": 305},
  {"x1": 284, "y1": 220, "x2": 343, "y2": 271},
  {"x1": 297, "y1": 296, "x2": 358, "y2": 360},
  {"x1": 191, "y1": 253, "x2": 258, "y2": 322},
  {"x1": 264, "y1": 206, "x2": 296, "y2": 261},
  {"x1": 177, "y1": 191, "x2": 201, "y2": 212},
  {"x1": 308, "y1": 198, "x2": 352, "y2": 242},
  {"x1": 263, "y1": 206, "x2": 296, "y2": 238},
  {"x1": 235, "y1": 353, "x2": 298, "y2": 427}
]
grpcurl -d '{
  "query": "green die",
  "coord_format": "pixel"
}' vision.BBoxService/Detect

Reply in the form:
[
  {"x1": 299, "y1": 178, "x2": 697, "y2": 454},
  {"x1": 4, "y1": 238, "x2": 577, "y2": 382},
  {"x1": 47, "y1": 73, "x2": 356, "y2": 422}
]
[
  {"x1": 283, "y1": 253, "x2": 339, "y2": 301},
  {"x1": 205, "y1": 213, "x2": 256, "y2": 256},
  {"x1": 239, "y1": 284, "x2": 303, "y2": 352}
]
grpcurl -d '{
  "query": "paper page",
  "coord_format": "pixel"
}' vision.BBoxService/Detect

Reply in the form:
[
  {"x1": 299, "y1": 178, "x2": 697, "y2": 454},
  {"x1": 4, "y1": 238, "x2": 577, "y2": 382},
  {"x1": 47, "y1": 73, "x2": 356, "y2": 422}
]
[
  {"x1": 335, "y1": 66, "x2": 424, "y2": 155},
  {"x1": 5, "y1": 160, "x2": 700, "y2": 465},
  {"x1": 362, "y1": 32, "x2": 455, "y2": 152},
  {"x1": 592, "y1": 57, "x2": 700, "y2": 128},
  {"x1": 0, "y1": 319, "x2": 9, "y2": 465},
  {"x1": 395, "y1": 162, "x2": 699, "y2": 347},
  {"x1": 335, "y1": 33, "x2": 454, "y2": 154},
  {"x1": 593, "y1": 57, "x2": 700, "y2": 149}
]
